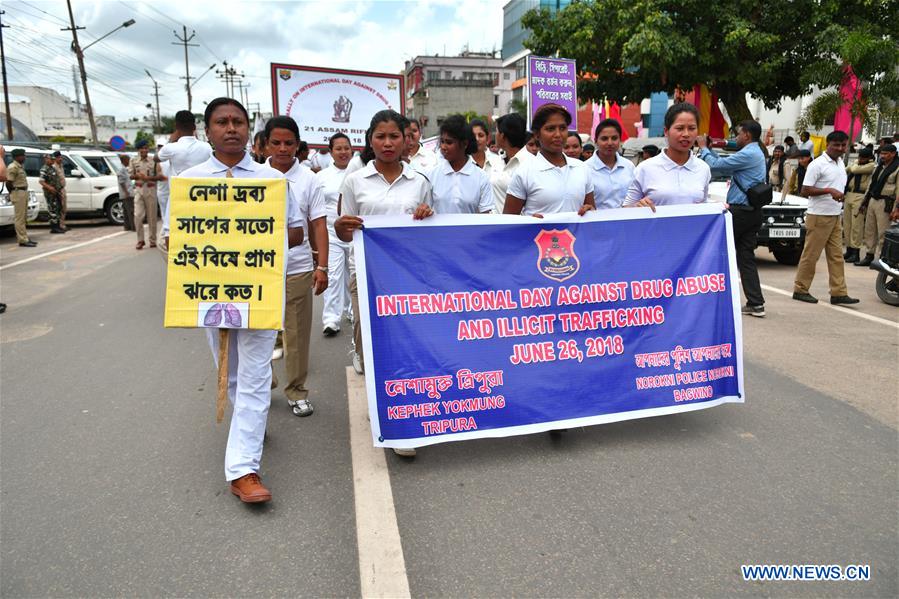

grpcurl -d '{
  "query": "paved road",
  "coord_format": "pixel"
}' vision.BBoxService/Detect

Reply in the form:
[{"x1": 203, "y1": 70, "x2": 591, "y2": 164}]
[{"x1": 1, "y1": 224, "x2": 896, "y2": 597}]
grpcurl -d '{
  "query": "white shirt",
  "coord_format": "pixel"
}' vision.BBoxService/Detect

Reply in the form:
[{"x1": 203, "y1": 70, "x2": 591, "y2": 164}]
[
  {"x1": 624, "y1": 150, "x2": 711, "y2": 206},
  {"x1": 345, "y1": 154, "x2": 366, "y2": 176},
  {"x1": 339, "y1": 161, "x2": 432, "y2": 275},
  {"x1": 490, "y1": 148, "x2": 533, "y2": 213},
  {"x1": 310, "y1": 151, "x2": 333, "y2": 172},
  {"x1": 177, "y1": 152, "x2": 302, "y2": 238},
  {"x1": 803, "y1": 152, "x2": 847, "y2": 216},
  {"x1": 799, "y1": 139, "x2": 816, "y2": 157},
  {"x1": 586, "y1": 152, "x2": 635, "y2": 209},
  {"x1": 157, "y1": 160, "x2": 171, "y2": 205},
  {"x1": 269, "y1": 158, "x2": 327, "y2": 275},
  {"x1": 408, "y1": 144, "x2": 438, "y2": 174},
  {"x1": 428, "y1": 157, "x2": 493, "y2": 214},
  {"x1": 478, "y1": 150, "x2": 505, "y2": 179},
  {"x1": 157, "y1": 135, "x2": 213, "y2": 176},
  {"x1": 507, "y1": 151, "x2": 592, "y2": 215},
  {"x1": 316, "y1": 163, "x2": 349, "y2": 240}
]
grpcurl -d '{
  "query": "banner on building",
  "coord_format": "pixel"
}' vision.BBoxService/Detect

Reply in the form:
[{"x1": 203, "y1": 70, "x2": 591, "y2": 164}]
[
  {"x1": 355, "y1": 206, "x2": 744, "y2": 449},
  {"x1": 271, "y1": 63, "x2": 404, "y2": 150},
  {"x1": 526, "y1": 56, "x2": 578, "y2": 130},
  {"x1": 164, "y1": 177, "x2": 288, "y2": 330}
]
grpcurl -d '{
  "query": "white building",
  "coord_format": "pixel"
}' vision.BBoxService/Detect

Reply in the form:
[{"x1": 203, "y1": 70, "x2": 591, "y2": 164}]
[{"x1": 5, "y1": 85, "x2": 116, "y2": 142}]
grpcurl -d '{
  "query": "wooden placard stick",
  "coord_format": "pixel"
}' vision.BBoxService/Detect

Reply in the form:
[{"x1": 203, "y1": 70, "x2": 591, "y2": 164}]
[{"x1": 217, "y1": 328, "x2": 229, "y2": 423}]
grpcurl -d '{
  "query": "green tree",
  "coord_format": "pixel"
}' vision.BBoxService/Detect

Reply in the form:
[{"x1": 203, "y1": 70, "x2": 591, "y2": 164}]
[
  {"x1": 521, "y1": 0, "x2": 894, "y2": 127},
  {"x1": 133, "y1": 129, "x2": 155, "y2": 148},
  {"x1": 795, "y1": 26, "x2": 899, "y2": 143},
  {"x1": 459, "y1": 110, "x2": 490, "y2": 124},
  {"x1": 510, "y1": 99, "x2": 528, "y2": 120}
]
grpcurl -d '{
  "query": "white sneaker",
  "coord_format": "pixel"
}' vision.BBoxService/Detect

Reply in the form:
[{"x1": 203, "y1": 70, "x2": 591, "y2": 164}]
[
  {"x1": 393, "y1": 447, "x2": 416, "y2": 457},
  {"x1": 272, "y1": 347, "x2": 284, "y2": 361},
  {"x1": 352, "y1": 352, "x2": 364, "y2": 375}
]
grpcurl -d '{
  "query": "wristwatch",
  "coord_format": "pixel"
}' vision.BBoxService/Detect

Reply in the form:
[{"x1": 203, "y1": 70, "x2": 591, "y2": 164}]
[{"x1": 315, "y1": 265, "x2": 329, "y2": 273}]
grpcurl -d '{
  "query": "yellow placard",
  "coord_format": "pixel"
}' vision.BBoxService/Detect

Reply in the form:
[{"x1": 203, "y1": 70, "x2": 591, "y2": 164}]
[{"x1": 164, "y1": 177, "x2": 287, "y2": 330}]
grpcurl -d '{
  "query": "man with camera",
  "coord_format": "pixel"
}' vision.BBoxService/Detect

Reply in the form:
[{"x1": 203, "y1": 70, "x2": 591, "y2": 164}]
[{"x1": 697, "y1": 120, "x2": 768, "y2": 317}]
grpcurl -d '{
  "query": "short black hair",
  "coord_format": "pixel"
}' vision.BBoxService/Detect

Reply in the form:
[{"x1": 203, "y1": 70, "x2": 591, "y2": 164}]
[
  {"x1": 264, "y1": 116, "x2": 300, "y2": 143},
  {"x1": 297, "y1": 141, "x2": 309, "y2": 153},
  {"x1": 369, "y1": 110, "x2": 409, "y2": 138},
  {"x1": 826, "y1": 130, "x2": 849, "y2": 143},
  {"x1": 439, "y1": 114, "x2": 477, "y2": 155},
  {"x1": 783, "y1": 136, "x2": 795, "y2": 145},
  {"x1": 203, "y1": 97, "x2": 249, "y2": 127},
  {"x1": 531, "y1": 103, "x2": 571, "y2": 132},
  {"x1": 739, "y1": 120, "x2": 762, "y2": 141},
  {"x1": 329, "y1": 132, "x2": 351, "y2": 150},
  {"x1": 800, "y1": 131, "x2": 810, "y2": 140},
  {"x1": 774, "y1": 144, "x2": 784, "y2": 151},
  {"x1": 594, "y1": 118, "x2": 622, "y2": 139},
  {"x1": 495, "y1": 113, "x2": 526, "y2": 148},
  {"x1": 566, "y1": 131, "x2": 582, "y2": 147},
  {"x1": 175, "y1": 110, "x2": 195, "y2": 132},
  {"x1": 664, "y1": 103, "x2": 700, "y2": 129},
  {"x1": 408, "y1": 118, "x2": 421, "y2": 129},
  {"x1": 642, "y1": 144, "x2": 660, "y2": 157},
  {"x1": 469, "y1": 118, "x2": 490, "y2": 137}
]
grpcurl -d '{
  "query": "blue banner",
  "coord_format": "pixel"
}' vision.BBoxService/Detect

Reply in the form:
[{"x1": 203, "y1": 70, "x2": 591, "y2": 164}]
[{"x1": 355, "y1": 205, "x2": 744, "y2": 448}]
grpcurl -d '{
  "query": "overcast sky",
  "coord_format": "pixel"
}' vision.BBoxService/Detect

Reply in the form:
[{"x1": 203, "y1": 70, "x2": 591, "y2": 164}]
[{"x1": 3, "y1": 0, "x2": 505, "y2": 121}]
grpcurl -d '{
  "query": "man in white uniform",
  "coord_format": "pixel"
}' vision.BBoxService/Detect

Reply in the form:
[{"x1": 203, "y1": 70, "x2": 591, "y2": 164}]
[{"x1": 158, "y1": 110, "x2": 213, "y2": 245}]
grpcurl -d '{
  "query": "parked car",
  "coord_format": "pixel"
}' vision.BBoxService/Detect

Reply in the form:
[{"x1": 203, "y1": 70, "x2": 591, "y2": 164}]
[
  {"x1": 0, "y1": 189, "x2": 40, "y2": 230},
  {"x1": 2, "y1": 146, "x2": 124, "y2": 225},
  {"x1": 708, "y1": 180, "x2": 808, "y2": 265},
  {"x1": 71, "y1": 149, "x2": 126, "y2": 177}
]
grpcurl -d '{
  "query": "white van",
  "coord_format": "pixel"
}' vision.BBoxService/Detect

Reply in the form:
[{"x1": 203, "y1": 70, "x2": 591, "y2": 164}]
[{"x1": 3, "y1": 146, "x2": 124, "y2": 225}]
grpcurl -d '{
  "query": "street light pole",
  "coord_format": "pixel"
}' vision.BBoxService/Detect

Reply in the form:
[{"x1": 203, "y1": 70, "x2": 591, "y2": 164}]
[
  {"x1": 63, "y1": 0, "x2": 97, "y2": 146},
  {"x1": 0, "y1": 10, "x2": 14, "y2": 140}
]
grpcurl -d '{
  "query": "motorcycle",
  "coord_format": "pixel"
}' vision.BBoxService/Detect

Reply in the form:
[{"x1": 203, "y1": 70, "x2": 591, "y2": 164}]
[{"x1": 871, "y1": 222, "x2": 899, "y2": 306}]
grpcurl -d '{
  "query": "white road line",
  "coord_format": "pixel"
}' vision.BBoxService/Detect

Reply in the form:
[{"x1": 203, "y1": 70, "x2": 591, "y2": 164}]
[
  {"x1": 346, "y1": 366, "x2": 411, "y2": 599},
  {"x1": 0, "y1": 231, "x2": 128, "y2": 271},
  {"x1": 760, "y1": 283, "x2": 899, "y2": 329}
]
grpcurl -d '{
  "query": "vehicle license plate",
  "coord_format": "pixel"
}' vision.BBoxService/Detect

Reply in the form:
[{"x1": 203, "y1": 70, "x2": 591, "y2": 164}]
[{"x1": 769, "y1": 228, "x2": 800, "y2": 238}]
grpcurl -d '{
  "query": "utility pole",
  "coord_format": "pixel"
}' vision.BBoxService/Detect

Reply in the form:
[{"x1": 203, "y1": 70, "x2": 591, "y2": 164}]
[
  {"x1": 235, "y1": 81, "x2": 251, "y2": 107},
  {"x1": 62, "y1": 0, "x2": 98, "y2": 146},
  {"x1": 216, "y1": 61, "x2": 244, "y2": 99},
  {"x1": 0, "y1": 10, "x2": 13, "y2": 140},
  {"x1": 72, "y1": 65, "x2": 81, "y2": 115},
  {"x1": 145, "y1": 70, "x2": 161, "y2": 132},
  {"x1": 173, "y1": 25, "x2": 198, "y2": 111}
]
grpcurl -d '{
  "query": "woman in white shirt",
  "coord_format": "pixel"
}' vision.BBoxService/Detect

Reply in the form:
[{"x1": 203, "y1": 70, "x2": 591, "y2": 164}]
[
  {"x1": 503, "y1": 103, "x2": 595, "y2": 217},
  {"x1": 470, "y1": 118, "x2": 504, "y2": 176},
  {"x1": 490, "y1": 112, "x2": 532, "y2": 213},
  {"x1": 335, "y1": 109, "x2": 433, "y2": 458},
  {"x1": 586, "y1": 118, "x2": 635, "y2": 209},
  {"x1": 624, "y1": 103, "x2": 711, "y2": 210},
  {"x1": 429, "y1": 114, "x2": 493, "y2": 214},
  {"x1": 317, "y1": 133, "x2": 354, "y2": 337}
]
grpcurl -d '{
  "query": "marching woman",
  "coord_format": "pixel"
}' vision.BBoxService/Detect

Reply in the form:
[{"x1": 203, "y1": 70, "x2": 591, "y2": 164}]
[
  {"x1": 264, "y1": 116, "x2": 328, "y2": 419},
  {"x1": 503, "y1": 103, "x2": 595, "y2": 216},
  {"x1": 470, "y1": 118, "x2": 504, "y2": 176},
  {"x1": 429, "y1": 114, "x2": 493, "y2": 214},
  {"x1": 335, "y1": 109, "x2": 433, "y2": 458},
  {"x1": 490, "y1": 112, "x2": 533, "y2": 213},
  {"x1": 317, "y1": 133, "x2": 355, "y2": 336},
  {"x1": 624, "y1": 103, "x2": 711, "y2": 209},
  {"x1": 405, "y1": 118, "x2": 438, "y2": 173},
  {"x1": 585, "y1": 118, "x2": 635, "y2": 209},
  {"x1": 564, "y1": 131, "x2": 583, "y2": 160},
  {"x1": 180, "y1": 99, "x2": 304, "y2": 503}
]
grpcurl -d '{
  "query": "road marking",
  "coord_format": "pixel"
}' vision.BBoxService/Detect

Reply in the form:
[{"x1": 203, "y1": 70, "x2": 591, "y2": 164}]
[
  {"x1": 760, "y1": 283, "x2": 899, "y2": 329},
  {"x1": 0, "y1": 231, "x2": 128, "y2": 271},
  {"x1": 346, "y1": 366, "x2": 411, "y2": 599}
]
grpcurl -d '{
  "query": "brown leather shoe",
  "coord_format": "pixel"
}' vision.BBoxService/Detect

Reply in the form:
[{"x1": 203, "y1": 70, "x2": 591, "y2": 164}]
[
  {"x1": 230, "y1": 473, "x2": 272, "y2": 503},
  {"x1": 135, "y1": 241, "x2": 145, "y2": 250}
]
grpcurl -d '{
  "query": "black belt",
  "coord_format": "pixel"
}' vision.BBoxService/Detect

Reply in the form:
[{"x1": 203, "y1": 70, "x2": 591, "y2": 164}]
[{"x1": 11, "y1": 186, "x2": 28, "y2": 191}]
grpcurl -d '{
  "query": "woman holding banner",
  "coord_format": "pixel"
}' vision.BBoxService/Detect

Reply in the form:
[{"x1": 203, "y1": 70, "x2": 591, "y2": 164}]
[
  {"x1": 429, "y1": 115, "x2": 493, "y2": 214},
  {"x1": 502, "y1": 103, "x2": 595, "y2": 216},
  {"x1": 585, "y1": 118, "x2": 635, "y2": 210},
  {"x1": 180, "y1": 98, "x2": 304, "y2": 503},
  {"x1": 623, "y1": 103, "x2": 711, "y2": 210},
  {"x1": 318, "y1": 133, "x2": 355, "y2": 337},
  {"x1": 335, "y1": 109, "x2": 433, "y2": 458},
  {"x1": 264, "y1": 116, "x2": 329, "y2": 419}
]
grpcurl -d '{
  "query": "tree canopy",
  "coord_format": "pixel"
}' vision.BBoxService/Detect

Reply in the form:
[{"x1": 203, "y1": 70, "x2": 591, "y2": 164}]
[{"x1": 522, "y1": 0, "x2": 895, "y2": 127}]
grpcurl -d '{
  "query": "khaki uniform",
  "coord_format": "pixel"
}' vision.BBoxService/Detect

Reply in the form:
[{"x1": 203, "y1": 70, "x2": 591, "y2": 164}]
[
  {"x1": 128, "y1": 156, "x2": 158, "y2": 244},
  {"x1": 6, "y1": 161, "x2": 31, "y2": 243},
  {"x1": 843, "y1": 161, "x2": 875, "y2": 249},
  {"x1": 862, "y1": 163, "x2": 898, "y2": 257},
  {"x1": 54, "y1": 162, "x2": 67, "y2": 225}
]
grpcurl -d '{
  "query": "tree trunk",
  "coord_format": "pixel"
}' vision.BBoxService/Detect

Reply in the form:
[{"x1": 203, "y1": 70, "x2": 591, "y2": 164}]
[{"x1": 715, "y1": 84, "x2": 752, "y2": 130}]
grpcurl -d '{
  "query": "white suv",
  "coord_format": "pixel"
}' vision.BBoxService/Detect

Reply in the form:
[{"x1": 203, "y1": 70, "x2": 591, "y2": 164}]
[{"x1": 2, "y1": 146, "x2": 124, "y2": 225}]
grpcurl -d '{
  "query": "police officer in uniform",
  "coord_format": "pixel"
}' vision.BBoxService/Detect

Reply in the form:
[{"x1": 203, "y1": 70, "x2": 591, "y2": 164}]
[
  {"x1": 128, "y1": 140, "x2": 162, "y2": 249},
  {"x1": 6, "y1": 148, "x2": 37, "y2": 246},
  {"x1": 843, "y1": 147, "x2": 875, "y2": 263},
  {"x1": 39, "y1": 154, "x2": 65, "y2": 234}
]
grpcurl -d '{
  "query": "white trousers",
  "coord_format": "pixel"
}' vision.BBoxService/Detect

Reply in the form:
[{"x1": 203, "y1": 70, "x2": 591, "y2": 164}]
[
  {"x1": 206, "y1": 328, "x2": 277, "y2": 481},
  {"x1": 321, "y1": 237, "x2": 352, "y2": 330}
]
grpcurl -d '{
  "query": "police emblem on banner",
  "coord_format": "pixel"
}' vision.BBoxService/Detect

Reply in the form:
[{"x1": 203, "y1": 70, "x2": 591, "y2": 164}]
[
  {"x1": 534, "y1": 229, "x2": 579, "y2": 282},
  {"x1": 279, "y1": 69, "x2": 292, "y2": 81}
]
